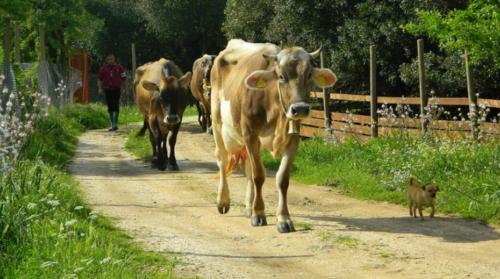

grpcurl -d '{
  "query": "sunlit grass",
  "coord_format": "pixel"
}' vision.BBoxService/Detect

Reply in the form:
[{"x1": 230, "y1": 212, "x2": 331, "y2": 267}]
[{"x1": 263, "y1": 137, "x2": 500, "y2": 224}]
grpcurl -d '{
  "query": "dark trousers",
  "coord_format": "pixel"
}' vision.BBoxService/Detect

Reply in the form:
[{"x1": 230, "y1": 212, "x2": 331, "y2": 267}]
[{"x1": 104, "y1": 88, "x2": 121, "y2": 113}]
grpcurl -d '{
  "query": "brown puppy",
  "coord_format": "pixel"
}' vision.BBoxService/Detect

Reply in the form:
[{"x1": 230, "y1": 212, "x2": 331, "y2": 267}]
[{"x1": 408, "y1": 176, "x2": 439, "y2": 220}]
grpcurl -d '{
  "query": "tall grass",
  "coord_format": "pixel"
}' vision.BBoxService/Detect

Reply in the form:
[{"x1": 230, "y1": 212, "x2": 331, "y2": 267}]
[
  {"x1": 263, "y1": 137, "x2": 500, "y2": 223},
  {"x1": 0, "y1": 104, "x2": 176, "y2": 278}
]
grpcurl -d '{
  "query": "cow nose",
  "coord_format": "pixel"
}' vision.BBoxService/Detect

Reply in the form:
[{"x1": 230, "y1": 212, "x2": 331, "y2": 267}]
[
  {"x1": 288, "y1": 103, "x2": 310, "y2": 119},
  {"x1": 164, "y1": 114, "x2": 180, "y2": 125}
]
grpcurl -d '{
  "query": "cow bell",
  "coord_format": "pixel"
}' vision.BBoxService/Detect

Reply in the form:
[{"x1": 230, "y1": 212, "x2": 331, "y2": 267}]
[{"x1": 288, "y1": 119, "x2": 301, "y2": 135}]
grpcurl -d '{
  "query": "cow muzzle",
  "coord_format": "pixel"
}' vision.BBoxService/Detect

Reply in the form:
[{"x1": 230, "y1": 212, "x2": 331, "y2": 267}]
[
  {"x1": 287, "y1": 102, "x2": 310, "y2": 120},
  {"x1": 164, "y1": 114, "x2": 180, "y2": 125}
]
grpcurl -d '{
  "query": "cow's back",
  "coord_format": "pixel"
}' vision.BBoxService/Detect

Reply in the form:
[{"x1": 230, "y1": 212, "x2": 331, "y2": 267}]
[{"x1": 212, "y1": 40, "x2": 279, "y2": 103}]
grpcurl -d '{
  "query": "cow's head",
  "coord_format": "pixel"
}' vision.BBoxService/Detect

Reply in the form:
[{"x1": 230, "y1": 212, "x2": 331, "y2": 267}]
[
  {"x1": 245, "y1": 46, "x2": 336, "y2": 120},
  {"x1": 142, "y1": 70, "x2": 192, "y2": 125}
]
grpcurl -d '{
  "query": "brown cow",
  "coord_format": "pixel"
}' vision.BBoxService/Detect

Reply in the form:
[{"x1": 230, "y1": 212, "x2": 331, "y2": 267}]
[
  {"x1": 191, "y1": 54, "x2": 216, "y2": 133},
  {"x1": 211, "y1": 39, "x2": 337, "y2": 233},
  {"x1": 135, "y1": 58, "x2": 192, "y2": 171}
]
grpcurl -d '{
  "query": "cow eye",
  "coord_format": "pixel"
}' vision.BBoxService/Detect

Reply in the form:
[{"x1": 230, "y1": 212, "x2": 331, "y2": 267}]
[{"x1": 278, "y1": 75, "x2": 286, "y2": 83}]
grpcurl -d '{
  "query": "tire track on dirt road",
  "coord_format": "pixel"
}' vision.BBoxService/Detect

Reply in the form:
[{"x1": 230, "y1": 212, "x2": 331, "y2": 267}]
[{"x1": 70, "y1": 117, "x2": 500, "y2": 279}]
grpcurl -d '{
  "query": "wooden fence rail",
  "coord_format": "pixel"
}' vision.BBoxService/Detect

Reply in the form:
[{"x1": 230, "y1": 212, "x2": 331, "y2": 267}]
[{"x1": 310, "y1": 92, "x2": 500, "y2": 108}]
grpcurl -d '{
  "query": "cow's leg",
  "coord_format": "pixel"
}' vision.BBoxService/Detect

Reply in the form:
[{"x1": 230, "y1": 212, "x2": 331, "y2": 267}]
[
  {"x1": 161, "y1": 133, "x2": 168, "y2": 171},
  {"x1": 243, "y1": 158, "x2": 254, "y2": 218},
  {"x1": 152, "y1": 123, "x2": 166, "y2": 171},
  {"x1": 275, "y1": 137, "x2": 299, "y2": 233},
  {"x1": 213, "y1": 123, "x2": 230, "y2": 214},
  {"x1": 148, "y1": 128, "x2": 158, "y2": 168},
  {"x1": 245, "y1": 137, "x2": 266, "y2": 226},
  {"x1": 167, "y1": 125, "x2": 180, "y2": 171},
  {"x1": 196, "y1": 102, "x2": 206, "y2": 131},
  {"x1": 206, "y1": 112, "x2": 212, "y2": 134},
  {"x1": 137, "y1": 119, "x2": 148, "y2": 137}
]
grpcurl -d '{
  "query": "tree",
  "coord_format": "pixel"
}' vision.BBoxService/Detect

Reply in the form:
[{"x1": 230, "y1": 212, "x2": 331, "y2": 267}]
[
  {"x1": 136, "y1": 0, "x2": 226, "y2": 70},
  {"x1": 406, "y1": 0, "x2": 500, "y2": 69},
  {"x1": 223, "y1": 0, "x2": 273, "y2": 42}
]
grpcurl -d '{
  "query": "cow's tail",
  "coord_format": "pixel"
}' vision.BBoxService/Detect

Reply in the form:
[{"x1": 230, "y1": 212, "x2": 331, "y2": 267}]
[{"x1": 136, "y1": 120, "x2": 148, "y2": 137}]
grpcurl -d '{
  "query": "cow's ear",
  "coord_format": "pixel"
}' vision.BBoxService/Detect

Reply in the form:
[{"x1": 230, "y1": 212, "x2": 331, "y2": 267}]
[
  {"x1": 179, "y1": 72, "x2": 192, "y2": 89},
  {"x1": 245, "y1": 70, "x2": 275, "y2": 91},
  {"x1": 142, "y1": 80, "x2": 159, "y2": 92},
  {"x1": 312, "y1": 68, "x2": 337, "y2": 88}
]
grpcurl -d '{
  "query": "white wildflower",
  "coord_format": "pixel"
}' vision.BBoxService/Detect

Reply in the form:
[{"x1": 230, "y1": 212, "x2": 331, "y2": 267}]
[
  {"x1": 64, "y1": 219, "x2": 78, "y2": 227},
  {"x1": 47, "y1": 200, "x2": 60, "y2": 207},
  {"x1": 100, "y1": 257, "x2": 111, "y2": 265},
  {"x1": 40, "y1": 261, "x2": 58, "y2": 268}
]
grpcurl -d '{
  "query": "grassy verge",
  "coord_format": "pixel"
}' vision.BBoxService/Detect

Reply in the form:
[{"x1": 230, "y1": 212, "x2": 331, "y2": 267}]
[
  {"x1": 1, "y1": 104, "x2": 176, "y2": 278},
  {"x1": 263, "y1": 137, "x2": 500, "y2": 224}
]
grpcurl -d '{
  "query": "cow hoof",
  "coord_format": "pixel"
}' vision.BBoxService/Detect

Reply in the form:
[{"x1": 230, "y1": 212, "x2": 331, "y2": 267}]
[
  {"x1": 243, "y1": 209, "x2": 252, "y2": 218},
  {"x1": 217, "y1": 204, "x2": 230, "y2": 214},
  {"x1": 277, "y1": 220, "x2": 295, "y2": 233},
  {"x1": 251, "y1": 215, "x2": 267, "y2": 226},
  {"x1": 158, "y1": 164, "x2": 167, "y2": 171},
  {"x1": 167, "y1": 164, "x2": 179, "y2": 171}
]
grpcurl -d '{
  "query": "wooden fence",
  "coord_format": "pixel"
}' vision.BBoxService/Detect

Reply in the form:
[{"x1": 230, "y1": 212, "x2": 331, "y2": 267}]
[
  {"x1": 300, "y1": 93, "x2": 500, "y2": 141},
  {"x1": 300, "y1": 41, "x2": 500, "y2": 142}
]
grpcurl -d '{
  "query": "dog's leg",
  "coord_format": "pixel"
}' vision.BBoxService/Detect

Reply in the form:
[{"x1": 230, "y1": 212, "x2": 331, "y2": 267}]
[
  {"x1": 409, "y1": 202, "x2": 413, "y2": 216},
  {"x1": 430, "y1": 205, "x2": 435, "y2": 218},
  {"x1": 418, "y1": 206, "x2": 424, "y2": 220},
  {"x1": 413, "y1": 206, "x2": 417, "y2": 218}
]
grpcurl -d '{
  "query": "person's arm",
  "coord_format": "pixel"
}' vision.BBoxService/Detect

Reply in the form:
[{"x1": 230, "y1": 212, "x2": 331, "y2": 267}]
[
  {"x1": 123, "y1": 78, "x2": 129, "y2": 97},
  {"x1": 97, "y1": 80, "x2": 103, "y2": 95},
  {"x1": 120, "y1": 65, "x2": 129, "y2": 96}
]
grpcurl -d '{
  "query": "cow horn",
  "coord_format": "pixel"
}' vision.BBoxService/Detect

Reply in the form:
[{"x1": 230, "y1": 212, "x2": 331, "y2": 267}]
[{"x1": 309, "y1": 46, "x2": 322, "y2": 59}]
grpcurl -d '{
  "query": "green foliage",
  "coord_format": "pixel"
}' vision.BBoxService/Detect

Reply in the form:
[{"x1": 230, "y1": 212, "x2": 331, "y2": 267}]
[
  {"x1": 223, "y1": 0, "x2": 274, "y2": 42},
  {"x1": 263, "y1": 137, "x2": 500, "y2": 223},
  {"x1": 0, "y1": 162, "x2": 175, "y2": 278},
  {"x1": 135, "y1": 0, "x2": 226, "y2": 70},
  {"x1": 1, "y1": 105, "x2": 176, "y2": 277},
  {"x1": 222, "y1": 1, "x2": 500, "y2": 98},
  {"x1": 406, "y1": 1, "x2": 500, "y2": 68},
  {"x1": 126, "y1": 127, "x2": 153, "y2": 163}
]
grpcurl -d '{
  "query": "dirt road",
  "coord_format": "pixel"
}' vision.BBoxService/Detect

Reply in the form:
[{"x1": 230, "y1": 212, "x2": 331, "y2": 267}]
[{"x1": 70, "y1": 117, "x2": 500, "y2": 279}]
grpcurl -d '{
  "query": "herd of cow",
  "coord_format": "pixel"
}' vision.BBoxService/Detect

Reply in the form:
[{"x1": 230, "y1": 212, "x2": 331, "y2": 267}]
[{"x1": 133, "y1": 39, "x2": 337, "y2": 233}]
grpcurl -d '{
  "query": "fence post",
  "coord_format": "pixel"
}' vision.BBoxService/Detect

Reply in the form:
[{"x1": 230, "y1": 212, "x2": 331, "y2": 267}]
[
  {"x1": 320, "y1": 50, "x2": 333, "y2": 141},
  {"x1": 370, "y1": 45, "x2": 378, "y2": 138},
  {"x1": 2, "y1": 18, "x2": 11, "y2": 67},
  {"x1": 465, "y1": 49, "x2": 479, "y2": 141},
  {"x1": 131, "y1": 43, "x2": 137, "y2": 105},
  {"x1": 39, "y1": 25, "x2": 46, "y2": 62},
  {"x1": 14, "y1": 23, "x2": 20, "y2": 64},
  {"x1": 417, "y1": 39, "x2": 428, "y2": 137}
]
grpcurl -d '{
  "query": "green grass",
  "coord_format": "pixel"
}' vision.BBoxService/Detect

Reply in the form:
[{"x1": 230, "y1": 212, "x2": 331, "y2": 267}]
[
  {"x1": 263, "y1": 137, "x2": 500, "y2": 224},
  {"x1": 126, "y1": 127, "x2": 154, "y2": 163},
  {"x1": 1, "y1": 104, "x2": 176, "y2": 278}
]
